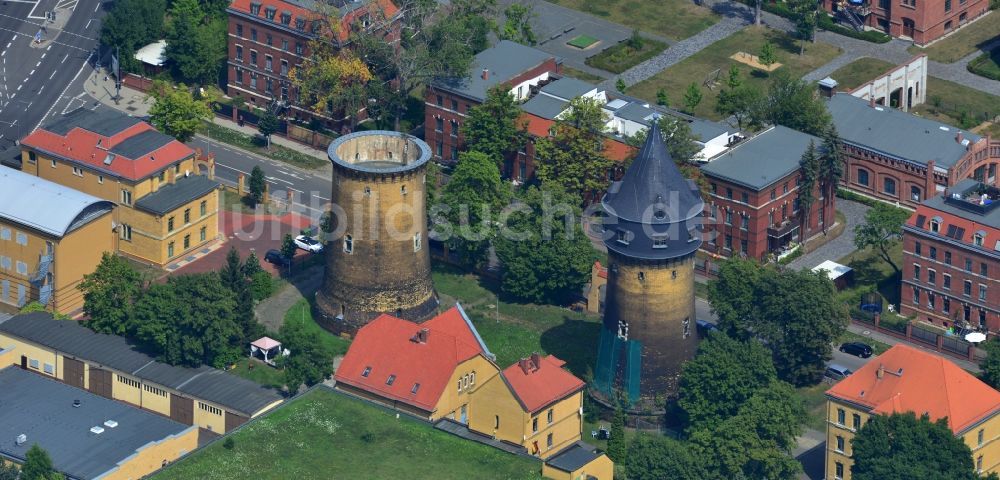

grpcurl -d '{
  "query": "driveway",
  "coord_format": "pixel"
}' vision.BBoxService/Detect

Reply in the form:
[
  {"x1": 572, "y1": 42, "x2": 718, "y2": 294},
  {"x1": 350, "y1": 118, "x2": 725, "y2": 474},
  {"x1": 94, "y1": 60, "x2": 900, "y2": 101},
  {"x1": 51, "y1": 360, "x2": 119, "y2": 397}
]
[{"x1": 787, "y1": 199, "x2": 870, "y2": 271}]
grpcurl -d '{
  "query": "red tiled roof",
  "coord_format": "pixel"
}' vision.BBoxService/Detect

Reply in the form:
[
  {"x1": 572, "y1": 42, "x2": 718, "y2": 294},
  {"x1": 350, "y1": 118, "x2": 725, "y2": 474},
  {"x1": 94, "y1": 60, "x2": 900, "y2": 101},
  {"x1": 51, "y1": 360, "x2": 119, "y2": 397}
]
[
  {"x1": 21, "y1": 124, "x2": 194, "y2": 182},
  {"x1": 826, "y1": 344, "x2": 1000, "y2": 434},
  {"x1": 594, "y1": 261, "x2": 607, "y2": 279},
  {"x1": 502, "y1": 354, "x2": 585, "y2": 413},
  {"x1": 520, "y1": 113, "x2": 636, "y2": 163},
  {"x1": 228, "y1": 0, "x2": 399, "y2": 42},
  {"x1": 908, "y1": 204, "x2": 1000, "y2": 250},
  {"x1": 334, "y1": 306, "x2": 488, "y2": 413}
]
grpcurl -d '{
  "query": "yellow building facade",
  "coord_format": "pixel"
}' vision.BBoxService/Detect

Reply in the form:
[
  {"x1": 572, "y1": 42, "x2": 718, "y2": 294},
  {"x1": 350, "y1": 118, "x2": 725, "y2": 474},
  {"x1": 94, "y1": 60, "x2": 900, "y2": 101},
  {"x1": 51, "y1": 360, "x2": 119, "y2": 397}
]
[
  {"x1": 0, "y1": 312, "x2": 284, "y2": 434},
  {"x1": 19, "y1": 108, "x2": 219, "y2": 268},
  {"x1": 824, "y1": 345, "x2": 1000, "y2": 479},
  {"x1": 0, "y1": 168, "x2": 115, "y2": 315}
]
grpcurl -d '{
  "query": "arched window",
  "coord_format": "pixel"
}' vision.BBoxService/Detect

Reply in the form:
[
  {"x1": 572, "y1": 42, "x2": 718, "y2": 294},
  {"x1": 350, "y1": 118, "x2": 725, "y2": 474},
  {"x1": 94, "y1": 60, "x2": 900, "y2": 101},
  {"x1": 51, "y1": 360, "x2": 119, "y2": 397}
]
[{"x1": 883, "y1": 177, "x2": 896, "y2": 196}]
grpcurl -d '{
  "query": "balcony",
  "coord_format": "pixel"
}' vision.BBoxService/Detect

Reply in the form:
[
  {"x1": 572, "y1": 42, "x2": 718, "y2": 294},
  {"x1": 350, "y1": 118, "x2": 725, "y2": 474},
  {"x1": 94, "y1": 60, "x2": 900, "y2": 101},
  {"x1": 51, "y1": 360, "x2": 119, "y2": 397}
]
[{"x1": 768, "y1": 220, "x2": 800, "y2": 239}]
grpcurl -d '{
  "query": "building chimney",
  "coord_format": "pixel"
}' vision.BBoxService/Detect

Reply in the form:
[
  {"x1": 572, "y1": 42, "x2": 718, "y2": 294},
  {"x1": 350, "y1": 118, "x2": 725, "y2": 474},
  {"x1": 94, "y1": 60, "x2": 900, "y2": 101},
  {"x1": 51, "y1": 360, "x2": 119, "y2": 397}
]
[
  {"x1": 956, "y1": 132, "x2": 964, "y2": 144},
  {"x1": 481, "y1": 68, "x2": 489, "y2": 81},
  {"x1": 418, "y1": 328, "x2": 428, "y2": 343},
  {"x1": 869, "y1": 95, "x2": 875, "y2": 108},
  {"x1": 530, "y1": 352, "x2": 541, "y2": 370},
  {"x1": 519, "y1": 358, "x2": 530, "y2": 374},
  {"x1": 876, "y1": 364, "x2": 884, "y2": 379}
]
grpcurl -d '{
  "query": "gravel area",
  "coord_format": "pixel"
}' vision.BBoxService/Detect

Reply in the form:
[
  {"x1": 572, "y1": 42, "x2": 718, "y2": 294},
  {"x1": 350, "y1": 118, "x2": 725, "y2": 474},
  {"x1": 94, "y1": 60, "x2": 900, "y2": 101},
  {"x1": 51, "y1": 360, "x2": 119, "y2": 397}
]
[{"x1": 786, "y1": 199, "x2": 870, "y2": 271}]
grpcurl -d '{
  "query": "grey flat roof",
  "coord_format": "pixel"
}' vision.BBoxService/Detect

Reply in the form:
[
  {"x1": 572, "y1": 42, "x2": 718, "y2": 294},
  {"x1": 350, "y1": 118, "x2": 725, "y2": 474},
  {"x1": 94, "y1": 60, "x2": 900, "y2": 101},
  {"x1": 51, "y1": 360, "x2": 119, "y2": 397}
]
[
  {"x1": 545, "y1": 442, "x2": 603, "y2": 473},
  {"x1": 828, "y1": 93, "x2": 978, "y2": 168},
  {"x1": 0, "y1": 313, "x2": 283, "y2": 416},
  {"x1": 923, "y1": 179, "x2": 1000, "y2": 229},
  {"x1": 612, "y1": 100, "x2": 730, "y2": 141},
  {"x1": 109, "y1": 129, "x2": 175, "y2": 160},
  {"x1": 134, "y1": 175, "x2": 219, "y2": 216},
  {"x1": 0, "y1": 166, "x2": 114, "y2": 238},
  {"x1": 539, "y1": 77, "x2": 595, "y2": 101},
  {"x1": 0, "y1": 367, "x2": 193, "y2": 480},
  {"x1": 521, "y1": 94, "x2": 568, "y2": 120},
  {"x1": 432, "y1": 40, "x2": 555, "y2": 102},
  {"x1": 42, "y1": 108, "x2": 142, "y2": 137},
  {"x1": 700, "y1": 125, "x2": 819, "y2": 190}
]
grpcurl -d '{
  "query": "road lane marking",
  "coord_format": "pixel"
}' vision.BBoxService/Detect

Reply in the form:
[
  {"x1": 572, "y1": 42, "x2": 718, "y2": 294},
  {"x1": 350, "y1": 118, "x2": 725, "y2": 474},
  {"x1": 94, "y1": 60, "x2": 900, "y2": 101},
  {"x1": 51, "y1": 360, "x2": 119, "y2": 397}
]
[
  {"x1": 61, "y1": 54, "x2": 67, "y2": 64},
  {"x1": 37, "y1": 59, "x2": 88, "y2": 130}
]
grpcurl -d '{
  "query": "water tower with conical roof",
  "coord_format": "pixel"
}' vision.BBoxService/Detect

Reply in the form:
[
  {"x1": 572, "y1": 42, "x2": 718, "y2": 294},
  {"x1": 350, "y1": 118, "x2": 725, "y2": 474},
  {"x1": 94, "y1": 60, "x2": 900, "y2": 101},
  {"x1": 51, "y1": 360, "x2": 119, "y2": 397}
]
[{"x1": 593, "y1": 121, "x2": 704, "y2": 404}]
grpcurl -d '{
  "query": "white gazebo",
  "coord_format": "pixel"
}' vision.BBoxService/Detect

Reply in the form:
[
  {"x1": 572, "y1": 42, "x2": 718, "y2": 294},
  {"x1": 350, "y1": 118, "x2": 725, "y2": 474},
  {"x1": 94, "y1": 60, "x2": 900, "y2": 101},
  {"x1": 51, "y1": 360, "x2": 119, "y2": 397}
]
[{"x1": 250, "y1": 336, "x2": 283, "y2": 366}]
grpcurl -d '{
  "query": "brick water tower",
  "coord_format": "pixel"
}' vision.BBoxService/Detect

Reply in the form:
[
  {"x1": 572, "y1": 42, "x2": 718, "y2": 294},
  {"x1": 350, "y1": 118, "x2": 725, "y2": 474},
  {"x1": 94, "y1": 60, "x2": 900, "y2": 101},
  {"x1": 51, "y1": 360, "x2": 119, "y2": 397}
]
[
  {"x1": 315, "y1": 131, "x2": 438, "y2": 335},
  {"x1": 593, "y1": 121, "x2": 704, "y2": 404}
]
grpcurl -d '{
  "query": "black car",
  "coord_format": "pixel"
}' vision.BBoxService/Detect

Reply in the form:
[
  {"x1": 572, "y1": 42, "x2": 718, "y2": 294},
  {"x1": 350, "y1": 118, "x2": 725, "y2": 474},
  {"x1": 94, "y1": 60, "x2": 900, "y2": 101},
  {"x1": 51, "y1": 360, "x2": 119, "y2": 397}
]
[
  {"x1": 264, "y1": 249, "x2": 290, "y2": 267},
  {"x1": 839, "y1": 341, "x2": 873, "y2": 358}
]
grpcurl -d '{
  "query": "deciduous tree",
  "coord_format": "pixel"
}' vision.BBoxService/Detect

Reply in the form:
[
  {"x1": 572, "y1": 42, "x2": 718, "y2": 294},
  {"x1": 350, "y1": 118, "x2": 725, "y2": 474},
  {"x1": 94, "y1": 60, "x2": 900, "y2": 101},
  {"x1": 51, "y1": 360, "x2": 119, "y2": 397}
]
[
  {"x1": 534, "y1": 97, "x2": 613, "y2": 199},
  {"x1": 21, "y1": 444, "x2": 57, "y2": 480},
  {"x1": 678, "y1": 333, "x2": 777, "y2": 434},
  {"x1": 498, "y1": 3, "x2": 536, "y2": 45},
  {"x1": 852, "y1": 413, "x2": 984, "y2": 480},
  {"x1": 759, "y1": 41, "x2": 777, "y2": 69},
  {"x1": 248, "y1": 166, "x2": 267, "y2": 207},
  {"x1": 707, "y1": 257, "x2": 764, "y2": 338},
  {"x1": 289, "y1": 47, "x2": 373, "y2": 132},
  {"x1": 980, "y1": 340, "x2": 1000, "y2": 389},
  {"x1": 606, "y1": 405, "x2": 627, "y2": 462},
  {"x1": 436, "y1": 150, "x2": 511, "y2": 269},
  {"x1": 147, "y1": 82, "x2": 212, "y2": 142},
  {"x1": 281, "y1": 234, "x2": 298, "y2": 261},
  {"x1": 789, "y1": 0, "x2": 818, "y2": 54},
  {"x1": 19, "y1": 301, "x2": 70, "y2": 320},
  {"x1": 854, "y1": 202, "x2": 912, "y2": 273},
  {"x1": 278, "y1": 319, "x2": 336, "y2": 392},
  {"x1": 493, "y1": 184, "x2": 596, "y2": 304},
  {"x1": 165, "y1": 0, "x2": 226, "y2": 85},
  {"x1": 461, "y1": 86, "x2": 526, "y2": 168},
  {"x1": 760, "y1": 71, "x2": 832, "y2": 135},
  {"x1": 100, "y1": 0, "x2": 166, "y2": 74},
  {"x1": 683, "y1": 82, "x2": 703, "y2": 113},
  {"x1": 0, "y1": 462, "x2": 18, "y2": 480},
  {"x1": 715, "y1": 84, "x2": 764, "y2": 131},
  {"x1": 626, "y1": 434, "x2": 710, "y2": 480},
  {"x1": 80, "y1": 253, "x2": 142, "y2": 336},
  {"x1": 656, "y1": 88, "x2": 669, "y2": 107}
]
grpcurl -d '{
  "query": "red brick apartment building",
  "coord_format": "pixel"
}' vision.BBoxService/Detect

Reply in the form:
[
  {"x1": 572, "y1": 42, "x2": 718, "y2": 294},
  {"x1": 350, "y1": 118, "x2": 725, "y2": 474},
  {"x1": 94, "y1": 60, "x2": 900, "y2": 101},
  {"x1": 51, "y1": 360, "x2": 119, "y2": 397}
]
[
  {"x1": 424, "y1": 40, "x2": 561, "y2": 167},
  {"x1": 698, "y1": 126, "x2": 836, "y2": 261},
  {"x1": 901, "y1": 179, "x2": 1000, "y2": 332},
  {"x1": 822, "y1": 0, "x2": 989, "y2": 45},
  {"x1": 225, "y1": 0, "x2": 400, "y2": 128},
  {"x1": 828, "y1": 92, "x2": 1000, "y2": 209}
]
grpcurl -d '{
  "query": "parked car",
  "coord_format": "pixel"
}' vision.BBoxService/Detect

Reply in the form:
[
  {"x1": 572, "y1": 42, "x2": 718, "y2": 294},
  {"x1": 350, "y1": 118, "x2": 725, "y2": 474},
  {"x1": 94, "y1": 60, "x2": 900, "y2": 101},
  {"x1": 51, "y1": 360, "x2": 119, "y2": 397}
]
[
  {"x1": 264, "y1": 249, "x2": 290, "y2": 267},
  {"x1": 294, "y1": 235, "x2": 323, "y2": 253},
  {"x1": 825, "y1": 364, "x2": 853, "y2": 382},
  {"x1": 839, "y1": 341, "x2": 873, "y2": 358}
]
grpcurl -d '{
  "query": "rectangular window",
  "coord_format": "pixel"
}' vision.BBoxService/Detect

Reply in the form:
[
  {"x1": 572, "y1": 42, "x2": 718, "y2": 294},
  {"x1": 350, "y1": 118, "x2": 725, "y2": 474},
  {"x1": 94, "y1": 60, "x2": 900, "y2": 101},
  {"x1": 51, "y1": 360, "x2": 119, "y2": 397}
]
[
  {"x1": 857, "y1": 169, "x2": 869, "y2": 186},
  {"x1": 726, "y1": 187, "x2": 733, "y2": 200},
  {"x1": 29, "y1": 359, "x2": 39, "y2": 369},
  {"x1": 435, "y1": 118, "x2": 443, "y2": 132},
  {"x1": 915, "y1": 241, "x2": 922, "y2": 256},
  {"x1": 386, "y1": 374, "x2": 395, "y2": 385},
  {"x1": 183, "y1": 234, "x2": 190, "y2": 249},
  {"x1": 120, "y1": 224, "x2": 132, "y2": 241},
  {"x1": 198, "y1": 402, "x2": 223, "y2": 416},
  {"x1": 451, "y1": 147, "x2": 458, "y2": 162},
  {"x1": 144, "y1": 384, "x2": 167, "y2": 397},
  {"x1": 236, "y1": 23, "x2": 243, "y2": 37},
  {"x1": 944, "y1": 250, "x2": 951, "y2": 265},
  {"x1": 15, "y1": 261, "x2": 27, "y2": 275},
  {"x1": 967, "y1": 259, "x2": 974, "y2": 271},
  {"x1": 929, "y1": 246, "x2": 937, "y2": 260},
  {"x1": 43, "y1": 363, "x2": 54, "y2": 375},
  {"x1": 295, "y1": 42, "x2": 304, "y2": 55},
  {"x1": 51, "y1": 158, "x2": 56, "y2": 168},
  {"x1": 72, "y1": 166, "x2": 84, "y2": 177},
  {"x1": 837, "y1": 408, "x2": 845, "y2": 425},
  {"x1": 250, "y1": 50, "x2": 257, "y2": 66},
  {"x1": 98, "y1": 175, "x2": 103, "y2": 184},
  {"x1": 741, "y1": 191, "x2": 749, "y2": 204},
  {"x1": 836, "y1": 462, "x2": 844, "y2": 480},
  {"x1": 250, "y1": 28, "x2": 257, "y2": 41},
  {"x1": 532, "y1": 418, "x2": 538, "y2": 432},
  {"x1": 15, "y1": 232, "x2": 27, "y2": 246},
  {"x1": 250, "y1": 2, "x2": 260, "y2": 15},
  {"x1": 236, "y1": 45, "x2": 243, "y2": 62},
  {"x1": 725, "y1": 234, "x2": 732, "y2": 250},
  {"x1": 547, "y1": 409, "x2": 554, "y2": 424},
  {"x1": 250, "y1": 73, "x2": 257, "y2": 90},
  {"x1": 0, "y1": 228, "x2": 8, "y2": 240},
  {"x1": 725, "y1": 211, "x2": 732, "y2": 225},
  {"x1": 945, "y1": 0, "x2": 951, "y2": 11},
  {"x1": 0, "y1": 256, "x2": 9, "y2": 270},
  {"x1": 265, "y1": 7, "x2": 275, "y2": 20},
  {"x1": 265, "y1": 55, "x2": 273, "y2": 72},
  {"x1": 740, "y1": 239, "x2": 748, "y2": 253},
  {"x1": 168, "y1": 242, "x2": 175, "y2": 258},
  {"x1": 943, "y1": 274, "x2": 951, "y2": 290},
  {"x1": 927, "y1": 269, "x2": 935, "y2": 285},
  {"x1": 450, "y1": 120, "x2": 458, "y2": 137},
  {"x1": 913, "y1": 286, "x2": 920, "y2": 304},
  {"x1": 965, "y1": 280, "x2": 972, "y2": 296},
  {"x1": 853, "y1": 414, "x2": 861, "y2": 430},
  {"x1": 168, "y1": 217, "x2": 175, "y2": 232},
  {"x1": 980, "y1": 285, "x2": 987, "y2": 301},
  {"x1": 740, "y1": 214, "x2": 748, "y2": 231},
  {"x1": 981, "y1": 263, "x2": 988, "y2": 276},
  {"x1": 547, "y1": 433, "x2": 553, "y2": 448},
  {"x1": 913, "y1": 264, "x2": 920, "y2": 280},
  {"x1": 265, "y1": 78, "x2": 273, "y2": 94},
  {"x1": 281, "y1": 60, "x2": 288, "y2": 76},
  {"x1": 884, "y1": 177, "x2": 896, "y2": 195},
  {"x1": 184, "y1": 209, "x2": 191, "y2": 224},
  {"x1": 836, "y1": 435, "x2": 845, "y2": 452},
  {"x1": 117, "y1": 375, "x2": 141, "y2": 389},
  {"x1": 200, "y1": 200, "x2": 207, "y2": 216},
  {"x1": 200, "y1": 226, "x2": 206, "y2": 242}
]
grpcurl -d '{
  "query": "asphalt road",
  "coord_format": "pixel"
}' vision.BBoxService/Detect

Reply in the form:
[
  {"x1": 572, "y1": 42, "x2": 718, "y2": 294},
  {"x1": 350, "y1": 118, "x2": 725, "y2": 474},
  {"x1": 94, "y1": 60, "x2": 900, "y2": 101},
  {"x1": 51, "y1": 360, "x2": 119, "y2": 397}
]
[{"x1": 0, "y1": 0, "x2": 104, "y2": 159}]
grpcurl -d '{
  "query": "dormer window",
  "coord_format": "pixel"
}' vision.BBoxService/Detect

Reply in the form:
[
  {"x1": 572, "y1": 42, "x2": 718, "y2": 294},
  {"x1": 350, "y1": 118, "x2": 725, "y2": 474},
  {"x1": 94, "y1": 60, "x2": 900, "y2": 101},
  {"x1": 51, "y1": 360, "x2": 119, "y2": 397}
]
[
  {"x1": 295, "y1": 17, "x2": 306, "y2": 30},
  {"x1": 265, "y1": 6, "x2": 276, "y2": 20},
  {"x1": 249, "y1": 2, "x2": 261, "y2": 15},
  {"x1": 974, "y1": 232, "x2": 985, "y2": 247},
  {"x1": 652, "y1": 235, "x2": 668, "y2": 249},
  {"x1": 930, "y1": 218, "x2": 940, "y2": 233},
  {"x1": 361, "y1": 366, "x2": 371, "y2": 377},
  {"x1": 616, "y1": 230, "x2": 630, "y2": 245},
  {"x1": 281, "y1": 11, "x2": 291, "y2": 25}
]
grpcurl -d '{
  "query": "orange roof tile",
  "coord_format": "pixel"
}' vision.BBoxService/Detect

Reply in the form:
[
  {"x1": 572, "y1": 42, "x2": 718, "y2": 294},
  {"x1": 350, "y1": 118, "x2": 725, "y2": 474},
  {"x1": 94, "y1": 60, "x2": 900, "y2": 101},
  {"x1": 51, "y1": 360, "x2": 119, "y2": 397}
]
[
  {"x1": 333, "y1": 306, "x2": 491, "y2": 413},
  {"x1": 908, "y1": 205, "x2": 1000, "y2": 250},
  {"x1": 502, "y1": 354, "x2": 585, "y2": 413},
  {"x1": 228, "y1": 0, "x2": 398, "y2": 42},
  {"x1": 826, "y1": 344, "x2": 1000, "y2": 434},
  {"x1": 519, "y1": 113, "x2": 636, "y2": 163}
]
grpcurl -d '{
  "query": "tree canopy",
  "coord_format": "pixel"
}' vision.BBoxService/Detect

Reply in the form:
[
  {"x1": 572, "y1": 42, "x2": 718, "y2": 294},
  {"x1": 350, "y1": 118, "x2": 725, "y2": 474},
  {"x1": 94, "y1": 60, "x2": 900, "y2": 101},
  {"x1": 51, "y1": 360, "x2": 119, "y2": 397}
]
[
  {"x1": 852, "y1": 413, "x2": 986, "y2": 480},
  {"x1": 626, "y1": 434, "x2": 711, "y2": 480},
  {"x1": 248, "y1": 166, "x2": 267, "y2": 207},
  {"x1": 100, "y1": 0, "x2": 166, "y2": 74},
  {"x1": 147, "y1": 82, "x2": 213, "y2": 142},
  {"x1": 678, "y1": 333, "x2": 778, "y2": 434},
  {"x1": 760, "y1": 71, "x2": 832, "y2": 135},
  {"x1": 498, "y1": 3, "x2": 536, "y2": 45},
  {"x1": 21, "y1": 444, "x2": 58, "y2": 480},
  {"x1": 854, "y1": 202, "x2": 912, "y2": 273},
  {"x1": 80, "y1": 253, "x2": 144, "y2": 336},
  {"x1": 981, "y1": 340, "x2": 1000, "y2": 389},
  {"x1": 436, "y1": 150, "x2": 511, "y2": 269},
  {"x1": 165, "y1": 0, "x2": 226, "y2": 85},
  {"x1": 493, "y1": 184, "x2": 596, "y2": 304},
  {"x1": 289, "y1": 47, "x2": 373, "y2": 132},
  {"x1": 278, "y1": 317, "x2": 336, "y2": 392},
  {"x1": 534, "y1": 96, "x2": 613, "y2": 200},
  {"x1": 460, "y1": 85, "x2": 526, "y2": 167}
]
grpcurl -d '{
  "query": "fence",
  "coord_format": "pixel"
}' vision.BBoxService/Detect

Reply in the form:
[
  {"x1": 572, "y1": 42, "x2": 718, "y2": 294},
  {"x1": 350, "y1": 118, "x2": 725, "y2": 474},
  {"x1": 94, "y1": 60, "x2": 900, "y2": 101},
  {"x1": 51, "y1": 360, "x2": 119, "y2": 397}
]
[
  {"x1": 287, "y1": 123, "x2": 334, "y2": 150},
  {"x1": 852, "y1": 313, "x2": 983, "y2": 363}
]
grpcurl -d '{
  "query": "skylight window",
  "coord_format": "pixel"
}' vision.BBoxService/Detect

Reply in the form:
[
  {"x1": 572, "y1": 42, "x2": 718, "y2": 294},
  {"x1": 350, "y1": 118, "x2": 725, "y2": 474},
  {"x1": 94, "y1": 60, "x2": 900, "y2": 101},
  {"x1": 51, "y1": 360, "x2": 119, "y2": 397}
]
[{"x1": 386, "y1": 374, "x2": 396, "y2": 385}]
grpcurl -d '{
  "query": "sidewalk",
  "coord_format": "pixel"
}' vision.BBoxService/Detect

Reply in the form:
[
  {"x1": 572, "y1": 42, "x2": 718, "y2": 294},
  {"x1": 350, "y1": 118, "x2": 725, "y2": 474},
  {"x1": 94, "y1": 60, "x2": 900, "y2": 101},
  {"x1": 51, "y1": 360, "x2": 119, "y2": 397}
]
[
  {"x1": 847, "y1": 322, "x2": 982, "y2": 372},
  {"x1": 83, "y1": 72, "x2": 332, "y2": 166}
]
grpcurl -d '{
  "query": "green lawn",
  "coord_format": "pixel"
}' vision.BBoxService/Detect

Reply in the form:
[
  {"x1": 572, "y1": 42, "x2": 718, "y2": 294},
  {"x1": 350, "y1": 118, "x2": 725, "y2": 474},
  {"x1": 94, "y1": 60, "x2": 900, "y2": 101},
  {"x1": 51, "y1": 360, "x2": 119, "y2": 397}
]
[
  {"x1": 560, "y1": 65, "x2": 607, "y2": 82},
  {"x1": 432, "y1": 263, "x2": 602, "y2": 378},
  {"x1": 546, "y1": 0, "x2": 718, "y2": 41},
  {"x1": 585, "y1": 38, "x2": 668, "y2": 74},
  {"x1": 152, "y1": 388, "x2": 543, "y2": 480},
  {"x1": 629, "y1": 27, "x2": 842, "y2": 120},
  {"x1": 284, "y1": 298, "x2": 351, "y2": 358},
  {"x1": 839, "y1": 331, "x2": 892, "y2": 355},
  {"x1": 968, "y1": 47, "x2": 1000, "y2": 80},
  {"x1": 568, "y1": 34, "x2": 600, "y2": 49},
  {"x1": 836, "y1": 242, "x2": 903, "y2": 309},
  {"x1": 829, "y1": 57, "x2": 1000, "y2": 129},
  {"x1": 199, "y1": 121, "x2": 328, "y2": 170},
  {"x1": 227, "y1": 359, "x2": 286, "y2": 390},
  {"x1": 907, "y1": 12, "x2": 1000, "y2": 63},
  {"x1": 797, "y1": 383, "x2": 830, "y2": 432}
]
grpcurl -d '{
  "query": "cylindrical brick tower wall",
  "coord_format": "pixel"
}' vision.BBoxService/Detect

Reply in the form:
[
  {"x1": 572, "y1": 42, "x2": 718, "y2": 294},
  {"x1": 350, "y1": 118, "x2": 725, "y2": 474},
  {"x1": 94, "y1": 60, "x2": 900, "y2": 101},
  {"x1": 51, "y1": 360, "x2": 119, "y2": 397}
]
[
  {"x1": 315, "y1": 131, "x2": 438, "y2": 335},
  {"x1": 602, "y1": 251, "x2": 698, "y2": 396}
]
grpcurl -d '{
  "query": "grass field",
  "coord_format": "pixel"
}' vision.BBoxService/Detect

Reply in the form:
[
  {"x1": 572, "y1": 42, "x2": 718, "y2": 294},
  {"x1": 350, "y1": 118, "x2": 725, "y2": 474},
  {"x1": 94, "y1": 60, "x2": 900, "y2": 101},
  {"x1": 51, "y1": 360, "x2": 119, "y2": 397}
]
[
  {"x1": 829, "y1": 57, "x2": 1000, "y2": 129},
  {"x1": 568, "y1": 34, "x2": 600, "y2": 49},
  {"x1": 629, "y1": 27, "x2": 842, "y2": 120},
  {"x1": 560, "y1": 65, "x2": 607, "y2": 82},
  {"x1": 585, "y1": 38, "x2": 668, "y2": 73},
  {"x1": 284, "y1": 298, "x2": 351, "y2": 358},
  {"x1": 432, "y1": 264, "x2": 602, "y2": 377},
  {"x1": 152, "y1": 388, "x2": 543, "y2": 480},
  {"x1": 968, "y1": 48, "x2": 1000, "y2": 80},
  {"x1": 907, "y1": 11, "x2": 1000, "y2": 63},
  {"x1": 227, "y1": 359, "x2": 286, "y2": 390},
  {"x1": 837, "y1": 241, "x2": 903, "y2": 309},
  {"x1": 199, "y1": 121, "x2": 328, "y2": 170},
  {"x1": 798, "y1": 382, "x2": 830, "y2": 432},
  {"x1": 546, "y1": 0, "x2": 718, "y2": 41}
]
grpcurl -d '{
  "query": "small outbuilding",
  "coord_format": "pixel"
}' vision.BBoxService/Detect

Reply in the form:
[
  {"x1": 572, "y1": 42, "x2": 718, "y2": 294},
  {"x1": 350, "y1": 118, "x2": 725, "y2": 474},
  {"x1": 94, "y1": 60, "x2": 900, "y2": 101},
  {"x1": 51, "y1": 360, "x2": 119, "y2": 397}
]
[
  {"x1": 812, "y1": 260, "x2": 854, "y2": 290},
  {"x1": 134, "y1": 40, "x2": 167, "y2": 75},
  {"x1": 250, "y1": 336, "x2": 283, "y2": 365}
]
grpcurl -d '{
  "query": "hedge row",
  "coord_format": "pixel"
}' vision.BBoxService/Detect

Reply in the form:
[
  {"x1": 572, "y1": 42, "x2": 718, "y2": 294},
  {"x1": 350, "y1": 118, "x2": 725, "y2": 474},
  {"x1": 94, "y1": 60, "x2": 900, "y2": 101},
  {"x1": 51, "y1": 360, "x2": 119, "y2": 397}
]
[{"x1": 967, "y1": 51, "x2": 1000, "y2": 81}]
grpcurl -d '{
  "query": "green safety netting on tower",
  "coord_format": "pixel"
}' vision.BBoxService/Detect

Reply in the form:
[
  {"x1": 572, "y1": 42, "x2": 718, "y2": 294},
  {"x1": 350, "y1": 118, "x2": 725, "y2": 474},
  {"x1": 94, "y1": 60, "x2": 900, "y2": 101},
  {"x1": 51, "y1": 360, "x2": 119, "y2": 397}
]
[{"x1": 593, "y1": 327, "x2": 641, "y2": 404}]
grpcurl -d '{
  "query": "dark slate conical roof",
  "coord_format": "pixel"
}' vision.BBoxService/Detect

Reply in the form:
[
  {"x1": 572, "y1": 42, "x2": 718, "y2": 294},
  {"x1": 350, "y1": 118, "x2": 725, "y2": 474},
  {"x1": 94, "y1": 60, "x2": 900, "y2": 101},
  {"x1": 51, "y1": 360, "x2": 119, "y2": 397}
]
[{"x1": 602, "y1": 121, "x2": 704, "y2": 260}]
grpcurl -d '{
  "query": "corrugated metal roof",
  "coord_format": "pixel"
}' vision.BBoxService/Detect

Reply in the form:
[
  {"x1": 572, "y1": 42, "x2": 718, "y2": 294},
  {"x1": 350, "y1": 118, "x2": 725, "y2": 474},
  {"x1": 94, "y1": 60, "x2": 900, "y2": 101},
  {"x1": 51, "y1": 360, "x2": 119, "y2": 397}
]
[
  {"x1": 0, "y1": 367, "x2": 193, "y2": 480},
  {"x1": 0, "y1": 313, "x2": 283, "y2": 416},
  {"x1": 0, "y1": 167, "x2": 114, "y2": 238},
  {"x1": 828, "y1": 93, "x2": 978, "y2": 168}
]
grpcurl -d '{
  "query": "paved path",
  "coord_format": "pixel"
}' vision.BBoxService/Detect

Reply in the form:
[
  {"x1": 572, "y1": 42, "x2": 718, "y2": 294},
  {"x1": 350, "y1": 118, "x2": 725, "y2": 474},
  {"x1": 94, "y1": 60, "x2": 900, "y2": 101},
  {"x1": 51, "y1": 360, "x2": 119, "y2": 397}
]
[
  {"x1": 847, "y1": 321, "x2": 982, "y2": 372},
  {"x1": 254, "y1": 265, "x2": 323, "y2": 333},
  {"x1": 787, "y1": 199, "x2": 870, "y2": 270}
]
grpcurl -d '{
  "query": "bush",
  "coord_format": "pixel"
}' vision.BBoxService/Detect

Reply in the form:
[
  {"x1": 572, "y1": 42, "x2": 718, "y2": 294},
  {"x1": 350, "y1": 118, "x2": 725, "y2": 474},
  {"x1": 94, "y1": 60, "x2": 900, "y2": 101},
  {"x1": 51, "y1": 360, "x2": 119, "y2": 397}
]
[
  {"x1": 816, "y1": 14, "x2": 892, "y2": 43},
  {"x1": 968, "y1": 51, "x2": 1000, "y2": 81},
  {"x1": 836, "y1": 188, "x2": 880, "y2": 207},
  {"x1": 250, "y1": 270, "x2": 276, "y2": 301},
  {"x1": 223, "y1": 438, "x2": 235, "y2": 450}
]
